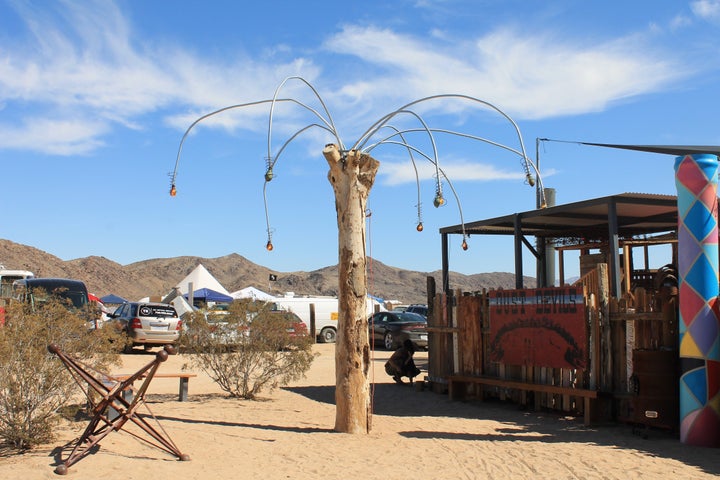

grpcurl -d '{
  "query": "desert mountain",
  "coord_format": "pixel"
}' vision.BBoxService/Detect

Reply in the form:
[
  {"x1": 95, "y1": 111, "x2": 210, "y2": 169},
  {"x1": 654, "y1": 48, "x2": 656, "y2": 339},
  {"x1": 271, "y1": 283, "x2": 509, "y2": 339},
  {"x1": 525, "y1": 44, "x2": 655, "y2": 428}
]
[{"x1": 0, "y1": 239, "x2": 535, "y2": 305}]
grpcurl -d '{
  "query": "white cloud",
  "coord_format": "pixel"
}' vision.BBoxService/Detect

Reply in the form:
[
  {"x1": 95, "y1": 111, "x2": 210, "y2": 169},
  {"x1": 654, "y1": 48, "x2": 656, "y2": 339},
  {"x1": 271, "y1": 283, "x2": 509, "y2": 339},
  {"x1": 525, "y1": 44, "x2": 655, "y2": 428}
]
[
  {"x1": 380, "y1": 158, "x2": 556, "y2": 186},
  {"x1": 0, "y1": 1, "x2": 321, "y2": 155},
  {"x1": 0, "y1": 117, "x2": 108, "y2": 155},
  {"x1": 0, "y1": 2, "x2": 697, "y2": 157},
  {"x1": 324, "y1": 25, "x2": 688, "y2": 120},
  {"x1": 691, "y1": 0, "x2": 720, "y2": 22},
  {"x1": 669, "y1": 14, "x2": 693, "y2": 30}
]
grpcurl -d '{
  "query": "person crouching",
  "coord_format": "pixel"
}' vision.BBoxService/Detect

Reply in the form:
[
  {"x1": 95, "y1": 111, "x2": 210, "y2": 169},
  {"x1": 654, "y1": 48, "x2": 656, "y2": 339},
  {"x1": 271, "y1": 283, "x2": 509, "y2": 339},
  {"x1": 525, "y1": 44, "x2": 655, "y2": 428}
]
[{"x1": 385, "y1": 339, "x2": 421, "y2": 384}]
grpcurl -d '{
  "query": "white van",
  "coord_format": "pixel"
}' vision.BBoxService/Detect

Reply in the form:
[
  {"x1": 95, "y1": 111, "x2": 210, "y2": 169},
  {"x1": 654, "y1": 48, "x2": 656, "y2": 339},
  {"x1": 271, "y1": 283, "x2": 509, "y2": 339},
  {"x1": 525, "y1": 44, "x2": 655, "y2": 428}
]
[{"x1": 272, "y1": 292, "x2": 384, "y2": 343}]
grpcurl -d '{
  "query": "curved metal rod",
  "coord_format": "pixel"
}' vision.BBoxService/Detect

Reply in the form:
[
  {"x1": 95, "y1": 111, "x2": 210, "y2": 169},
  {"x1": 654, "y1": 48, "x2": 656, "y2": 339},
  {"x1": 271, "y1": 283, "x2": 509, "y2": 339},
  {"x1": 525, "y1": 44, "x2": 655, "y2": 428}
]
[
  {"x1": 268, "y1": 76, "x2": 344, "y2": 165},
  {"x1": 261, "y1": 122, "x2": 337, "y2": 247},
  {"x1": 171, "y1": 97, "x2": 337, "y2": 190},
  {"x1": 352, "y1": 93, "x2": 534, "y2": 189},
  {"x1": 372, "y1": 139, "x2": 469, "y2": 245},
  {"x1": 366, "y1": 126, "x2": 547, "y2": 208},
  {"x1": 171, "y1": 99, "x2": 275, "y2": 188},
  {"x1": 262, "y1": 181, "x2": 275, "y2": 248},
  {"x1": 270, "y1": 123, "x2": 337, "y2": 171},
  {"x1": 366, "y1": 109, "x2": 443, "y2": 206},
  {"x1": 380, "y1": 125, "x2": 424, "y2": 229}
]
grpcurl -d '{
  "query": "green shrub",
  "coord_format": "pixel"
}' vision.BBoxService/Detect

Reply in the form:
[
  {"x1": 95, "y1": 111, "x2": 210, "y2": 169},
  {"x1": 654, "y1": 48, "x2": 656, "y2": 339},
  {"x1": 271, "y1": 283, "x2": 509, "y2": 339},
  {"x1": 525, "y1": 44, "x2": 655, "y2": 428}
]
[
  {"x1": 0, "y1": 296, "x2": 122, "y2": 450},
  {"x1": 181, "y1": 300, "x2": 316, "y2": 399}
]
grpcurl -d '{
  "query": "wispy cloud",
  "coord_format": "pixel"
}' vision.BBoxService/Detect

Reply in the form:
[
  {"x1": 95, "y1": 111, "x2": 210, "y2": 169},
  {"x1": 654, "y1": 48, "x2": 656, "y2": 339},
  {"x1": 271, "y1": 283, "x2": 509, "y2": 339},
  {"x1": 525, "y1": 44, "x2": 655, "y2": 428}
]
[
  {"x1": 379, "y1": 158, "x2": 557, "y2": 186},
  {"x1": 0, "y1": 117, "x2": 108, "y2": 155},
  {"x1": 0, "y1": 1, "x2": 319, "y2": 155},
  {"x1": 691, "y1": 0, "x2": 720, "y2": 22},
  {"x1": 323, "y1": 25, "x2": 688, "y2": 120},
  {"x1": 0, "y1": 1, "x2": 698, "y2": 157}
]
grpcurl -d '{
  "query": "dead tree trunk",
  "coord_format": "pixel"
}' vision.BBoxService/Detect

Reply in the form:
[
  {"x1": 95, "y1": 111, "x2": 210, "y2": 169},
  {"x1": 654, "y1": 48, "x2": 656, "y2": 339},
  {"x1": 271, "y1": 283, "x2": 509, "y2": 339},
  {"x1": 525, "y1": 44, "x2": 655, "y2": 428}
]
[{"x1": 323, "y1": 144, "x2": 379, "y2": 434}]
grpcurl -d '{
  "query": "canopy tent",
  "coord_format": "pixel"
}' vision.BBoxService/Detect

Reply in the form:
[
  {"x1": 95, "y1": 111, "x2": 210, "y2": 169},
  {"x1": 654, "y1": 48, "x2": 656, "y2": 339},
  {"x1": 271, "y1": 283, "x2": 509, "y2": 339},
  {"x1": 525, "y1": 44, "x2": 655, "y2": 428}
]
[
  {"x1": 100, "y1": 293, "x2": 128, "y2": 304},
  {"x1": 174, "y1": 264, "x2": 230, "y2": 296},
  {"x1": 184, "y1": 288, "x2": 234, "y2": 304},
  {"x1": 230, "y1": 286, "x2": 276, "y2": 302}
]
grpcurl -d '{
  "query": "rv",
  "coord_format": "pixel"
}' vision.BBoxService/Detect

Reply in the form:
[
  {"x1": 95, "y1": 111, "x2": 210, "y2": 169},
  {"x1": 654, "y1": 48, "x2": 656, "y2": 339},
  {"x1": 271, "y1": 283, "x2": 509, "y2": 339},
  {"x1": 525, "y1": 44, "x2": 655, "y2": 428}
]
[
  {"x1": 0, "y1": 267, "x2": 34, "y2": 300},
  {"x1": 12, "y1": 278, "x2": 89, "y2": 310},
  {"x1": 272, "y1": 292, "x2": 384, "y2": 343}
]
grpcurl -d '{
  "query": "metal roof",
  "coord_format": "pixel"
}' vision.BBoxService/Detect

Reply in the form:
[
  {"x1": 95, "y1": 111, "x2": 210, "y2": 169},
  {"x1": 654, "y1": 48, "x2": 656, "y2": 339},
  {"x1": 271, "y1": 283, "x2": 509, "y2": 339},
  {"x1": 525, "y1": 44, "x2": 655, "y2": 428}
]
[{"x1": 440, "y1": 192, "x2": 679, "y2": 239}]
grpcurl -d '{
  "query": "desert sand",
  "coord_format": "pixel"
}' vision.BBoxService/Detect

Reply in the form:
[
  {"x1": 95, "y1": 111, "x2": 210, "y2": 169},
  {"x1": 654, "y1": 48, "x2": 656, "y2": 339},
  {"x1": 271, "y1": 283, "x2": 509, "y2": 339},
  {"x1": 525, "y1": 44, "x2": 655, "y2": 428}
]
[{"x1": 1, "y1": 344, "x2": 718, "y2": 479}]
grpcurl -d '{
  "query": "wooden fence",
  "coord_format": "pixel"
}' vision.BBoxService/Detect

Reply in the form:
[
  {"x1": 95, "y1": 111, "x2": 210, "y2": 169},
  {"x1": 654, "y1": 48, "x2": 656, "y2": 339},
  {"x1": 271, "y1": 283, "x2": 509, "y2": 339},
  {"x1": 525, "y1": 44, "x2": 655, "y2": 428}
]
[{"x1": 426, "y1": 264, "x2": 679, "y2": 428}]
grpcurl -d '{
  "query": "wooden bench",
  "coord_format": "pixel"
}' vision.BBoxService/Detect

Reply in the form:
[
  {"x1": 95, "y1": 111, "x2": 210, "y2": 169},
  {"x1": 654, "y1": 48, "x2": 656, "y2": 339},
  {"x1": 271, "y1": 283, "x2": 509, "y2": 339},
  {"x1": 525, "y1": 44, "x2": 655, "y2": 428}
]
[
  {"x1": 111, "y1": 373, "x2": 198, "y2": 402},
  {"x1": 448, "y1": 374, "x2": 598, "y2": 426}
]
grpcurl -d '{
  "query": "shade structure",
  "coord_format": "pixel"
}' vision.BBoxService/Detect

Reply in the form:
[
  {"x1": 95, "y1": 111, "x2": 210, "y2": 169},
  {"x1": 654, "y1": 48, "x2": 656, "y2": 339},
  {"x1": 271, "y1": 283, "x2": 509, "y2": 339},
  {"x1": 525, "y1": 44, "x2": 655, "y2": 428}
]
[
  {"x1": 100, "y1": 293, "x2": 128, "y2": 304},
  {"x1": 184, "y1": 288, "x2": 234, "y2": 303}
]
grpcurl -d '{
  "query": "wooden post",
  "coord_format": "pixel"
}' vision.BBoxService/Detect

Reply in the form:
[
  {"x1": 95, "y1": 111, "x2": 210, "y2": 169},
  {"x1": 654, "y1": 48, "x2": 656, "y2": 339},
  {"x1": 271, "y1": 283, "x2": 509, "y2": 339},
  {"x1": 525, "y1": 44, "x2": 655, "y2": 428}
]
[
  {"x1": 309, "y1": 303, "x2": 317, "y2": 343},
  {"x1": 323, "y1": 144, "x2": 379, "y2": 434},
  {"x1": 598, "y1": 263, "x2": 611, "y2": 392}
]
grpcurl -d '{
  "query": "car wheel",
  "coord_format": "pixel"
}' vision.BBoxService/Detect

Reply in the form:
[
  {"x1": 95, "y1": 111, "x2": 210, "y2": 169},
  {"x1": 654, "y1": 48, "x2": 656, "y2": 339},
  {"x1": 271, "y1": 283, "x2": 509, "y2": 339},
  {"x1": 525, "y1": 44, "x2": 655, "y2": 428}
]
[
  {"x1": 383, "y1": 332, "x2": 395, "y2": 350},
  {"x1": 319, "y1": 327, "x2": 337, "y2": 344}
]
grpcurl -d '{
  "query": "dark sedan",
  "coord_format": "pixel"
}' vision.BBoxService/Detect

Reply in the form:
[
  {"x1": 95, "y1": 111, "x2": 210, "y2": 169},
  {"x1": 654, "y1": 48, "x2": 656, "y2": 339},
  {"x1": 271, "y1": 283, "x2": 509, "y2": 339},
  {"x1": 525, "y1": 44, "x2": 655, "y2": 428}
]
[{"x1": 369, "y1": 311, "x2": 428, "y2": 350}]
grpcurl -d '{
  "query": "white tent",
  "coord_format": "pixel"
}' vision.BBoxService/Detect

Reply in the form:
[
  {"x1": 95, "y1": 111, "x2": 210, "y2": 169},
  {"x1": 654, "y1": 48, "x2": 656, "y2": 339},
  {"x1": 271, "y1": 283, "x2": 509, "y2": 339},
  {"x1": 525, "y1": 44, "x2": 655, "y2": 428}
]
[
  {"x1": 230, "y1": 286, "x2": 276, "y2": 302},
  {"x1": 174, "y1": 264, "x2": 230, "y2": 296}
]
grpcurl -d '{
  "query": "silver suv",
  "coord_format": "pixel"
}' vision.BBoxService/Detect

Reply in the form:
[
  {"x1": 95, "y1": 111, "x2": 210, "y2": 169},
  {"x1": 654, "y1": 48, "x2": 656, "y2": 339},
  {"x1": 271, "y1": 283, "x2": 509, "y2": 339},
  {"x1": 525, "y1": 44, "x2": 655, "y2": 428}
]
[{"x1": 107, "y1": 302, "x2": 182, "y2": 352}]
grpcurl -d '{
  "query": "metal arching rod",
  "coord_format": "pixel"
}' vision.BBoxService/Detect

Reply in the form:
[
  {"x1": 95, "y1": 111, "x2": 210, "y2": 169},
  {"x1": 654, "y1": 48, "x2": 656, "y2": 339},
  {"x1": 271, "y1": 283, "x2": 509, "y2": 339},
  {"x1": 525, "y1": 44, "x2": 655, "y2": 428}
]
[
  {"x1": 267, "y1": 76, "x2": 344, "y2": 163},
  {"x1": 373, "y1": 139, "x2": 469, "y2": 247}
]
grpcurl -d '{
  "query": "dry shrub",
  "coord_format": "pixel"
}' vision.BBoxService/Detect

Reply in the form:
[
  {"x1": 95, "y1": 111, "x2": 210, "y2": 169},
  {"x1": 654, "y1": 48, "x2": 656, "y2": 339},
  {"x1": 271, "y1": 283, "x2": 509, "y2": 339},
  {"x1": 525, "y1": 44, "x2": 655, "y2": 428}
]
[
  {"x1": 0, "y1": 297, "x2": 122, "y2": 450},
  {"x1": 181, "y1": 300, "x2": 316, "y2": 400}
]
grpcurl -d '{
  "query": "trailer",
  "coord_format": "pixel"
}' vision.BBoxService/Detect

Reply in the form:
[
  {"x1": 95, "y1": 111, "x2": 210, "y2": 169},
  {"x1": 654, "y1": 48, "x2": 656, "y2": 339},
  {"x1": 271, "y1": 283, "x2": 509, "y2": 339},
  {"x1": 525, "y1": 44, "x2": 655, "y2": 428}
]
[{"x1": 272, "y1": 292, "x2": 384, "y2": 343}]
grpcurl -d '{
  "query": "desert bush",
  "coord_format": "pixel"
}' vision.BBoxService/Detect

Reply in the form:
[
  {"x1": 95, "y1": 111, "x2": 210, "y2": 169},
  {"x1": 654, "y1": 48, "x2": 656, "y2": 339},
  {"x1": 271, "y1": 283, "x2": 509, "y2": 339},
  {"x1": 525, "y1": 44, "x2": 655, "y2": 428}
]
[
  {"x1": 181, "y1": 300, "x2": 316, "y2": 399},
  {"x1": 0, "y1": 296, "x2": 122, "y2": 450}
]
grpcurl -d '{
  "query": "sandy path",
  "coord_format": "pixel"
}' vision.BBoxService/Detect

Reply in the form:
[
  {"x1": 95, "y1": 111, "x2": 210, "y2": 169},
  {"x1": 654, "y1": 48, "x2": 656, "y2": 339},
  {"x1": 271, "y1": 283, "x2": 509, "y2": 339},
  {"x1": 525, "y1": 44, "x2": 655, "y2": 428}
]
[{"x1": 1, "y1": 344, "x2": 718, "y2": 479}]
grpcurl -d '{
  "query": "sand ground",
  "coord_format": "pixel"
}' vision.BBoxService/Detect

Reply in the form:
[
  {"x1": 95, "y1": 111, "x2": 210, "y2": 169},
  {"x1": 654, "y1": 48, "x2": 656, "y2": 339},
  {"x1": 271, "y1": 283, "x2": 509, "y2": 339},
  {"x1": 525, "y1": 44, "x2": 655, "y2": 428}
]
[{"x1": 1, "y1": 344, "x2": 718, "y2": 479}]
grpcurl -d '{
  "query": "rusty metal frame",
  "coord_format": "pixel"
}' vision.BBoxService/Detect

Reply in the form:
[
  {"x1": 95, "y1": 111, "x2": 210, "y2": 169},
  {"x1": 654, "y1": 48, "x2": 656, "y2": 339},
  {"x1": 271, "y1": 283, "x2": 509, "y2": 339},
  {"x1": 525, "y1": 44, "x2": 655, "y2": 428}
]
[{"x1": 48, "y1": 344, "x2": 190, "y2": 475}]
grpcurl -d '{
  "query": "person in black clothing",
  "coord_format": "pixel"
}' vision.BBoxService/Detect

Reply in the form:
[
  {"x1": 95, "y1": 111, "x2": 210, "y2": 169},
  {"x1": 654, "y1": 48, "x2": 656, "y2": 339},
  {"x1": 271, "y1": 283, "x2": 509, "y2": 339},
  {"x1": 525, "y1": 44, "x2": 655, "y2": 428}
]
[{"x1": 385, "y1": 339, "x2": 421, "y2": 384}]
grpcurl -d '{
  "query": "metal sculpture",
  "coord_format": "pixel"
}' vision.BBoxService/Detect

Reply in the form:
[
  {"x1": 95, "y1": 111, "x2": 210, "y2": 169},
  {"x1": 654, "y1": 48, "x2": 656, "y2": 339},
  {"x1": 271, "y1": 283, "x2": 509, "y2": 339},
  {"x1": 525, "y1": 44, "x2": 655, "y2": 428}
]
[{"x1": 48, "y1": 344, "x2": 190, "y2": 475}]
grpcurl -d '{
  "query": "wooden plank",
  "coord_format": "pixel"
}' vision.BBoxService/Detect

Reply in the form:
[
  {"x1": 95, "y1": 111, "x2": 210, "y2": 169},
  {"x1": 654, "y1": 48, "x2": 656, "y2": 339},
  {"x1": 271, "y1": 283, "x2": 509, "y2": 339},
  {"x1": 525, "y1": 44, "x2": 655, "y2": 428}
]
[
  {"x1": 111, "y1": 373, "x2": 197, "y2": 401},
  {"x1": 448, "y1": 373, "x2": 598, "y2": 425},
  {"x1": 448, "y1": 375, "x2": 597, "y2": 398}
]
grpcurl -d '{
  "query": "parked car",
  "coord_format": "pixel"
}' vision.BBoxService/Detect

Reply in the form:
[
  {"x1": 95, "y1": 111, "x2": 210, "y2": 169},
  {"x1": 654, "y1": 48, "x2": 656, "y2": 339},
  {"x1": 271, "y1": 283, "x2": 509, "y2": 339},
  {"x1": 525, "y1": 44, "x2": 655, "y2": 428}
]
[
  {"x1": 255, "y1": 310, "x2": 308, "y2": 338},
  {"x1": 405, "y1": 304, "x2": 428, "y2": 318},
  {"x1": 368, "y1": 311, "x2": 428, "y2": 350},
  {"x1": 194, "y1": 308, "x2": 307, "y2": 350},
  {"x1": 106, "y1": 302, "x2": 182, "y2": 352}
]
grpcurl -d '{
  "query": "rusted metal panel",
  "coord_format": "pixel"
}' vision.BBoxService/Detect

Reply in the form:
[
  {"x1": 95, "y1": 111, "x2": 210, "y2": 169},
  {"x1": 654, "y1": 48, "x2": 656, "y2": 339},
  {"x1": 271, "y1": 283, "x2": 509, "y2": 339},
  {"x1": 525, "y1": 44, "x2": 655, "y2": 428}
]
[{"x1": 488, "y1": 287, "x2": 587, "y2": 369}]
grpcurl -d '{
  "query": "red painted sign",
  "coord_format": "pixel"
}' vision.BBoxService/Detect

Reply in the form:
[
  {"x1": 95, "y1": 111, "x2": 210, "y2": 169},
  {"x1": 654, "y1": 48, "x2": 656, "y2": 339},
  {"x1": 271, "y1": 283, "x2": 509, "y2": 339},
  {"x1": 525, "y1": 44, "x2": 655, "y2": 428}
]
[{"x1": 488, "y1": 287, "x2": 587, "y2": 369}]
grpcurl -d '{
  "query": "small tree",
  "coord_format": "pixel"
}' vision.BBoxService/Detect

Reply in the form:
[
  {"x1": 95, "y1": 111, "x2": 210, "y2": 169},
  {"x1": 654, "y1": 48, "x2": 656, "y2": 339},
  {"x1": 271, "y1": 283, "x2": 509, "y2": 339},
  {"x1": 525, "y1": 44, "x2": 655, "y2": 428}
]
[
  {"x1": 181, "y1": 300, "x2": 316, "y2": 399},
  {"x1": 0, "y1": 296, "x2": 122, "y2": 450}
]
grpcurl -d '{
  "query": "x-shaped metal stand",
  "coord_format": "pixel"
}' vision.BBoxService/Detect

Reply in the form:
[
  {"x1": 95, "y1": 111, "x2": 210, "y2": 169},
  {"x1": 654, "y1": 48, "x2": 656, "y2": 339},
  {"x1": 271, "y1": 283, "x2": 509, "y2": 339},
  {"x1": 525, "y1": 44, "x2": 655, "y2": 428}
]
[{"x1": 48, "y1": 344, "x2": 190, "y2": 475}]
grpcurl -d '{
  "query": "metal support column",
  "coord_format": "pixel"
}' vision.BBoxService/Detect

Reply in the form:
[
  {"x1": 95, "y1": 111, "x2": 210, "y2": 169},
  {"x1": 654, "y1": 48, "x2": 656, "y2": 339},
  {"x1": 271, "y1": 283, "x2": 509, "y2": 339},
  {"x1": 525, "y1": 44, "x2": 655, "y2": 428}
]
[{"x1": 514, "y1": 213, "x2": 523, "y2": 289}]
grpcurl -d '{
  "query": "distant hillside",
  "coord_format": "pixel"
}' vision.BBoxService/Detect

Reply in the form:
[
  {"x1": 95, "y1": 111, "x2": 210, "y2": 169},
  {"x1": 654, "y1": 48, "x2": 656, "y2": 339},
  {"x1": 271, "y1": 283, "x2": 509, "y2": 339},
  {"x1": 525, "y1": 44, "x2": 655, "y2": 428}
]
[{"x1": 0, "y1": 239, "x2": 535, "y2": 305}]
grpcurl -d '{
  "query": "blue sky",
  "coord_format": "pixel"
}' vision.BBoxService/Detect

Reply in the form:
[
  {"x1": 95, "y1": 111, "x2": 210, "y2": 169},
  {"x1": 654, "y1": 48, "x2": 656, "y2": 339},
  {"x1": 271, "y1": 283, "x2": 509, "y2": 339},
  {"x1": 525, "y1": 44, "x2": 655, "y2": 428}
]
[{"x1": 1, "y1": 0, "x2": 719, "y2": 281}]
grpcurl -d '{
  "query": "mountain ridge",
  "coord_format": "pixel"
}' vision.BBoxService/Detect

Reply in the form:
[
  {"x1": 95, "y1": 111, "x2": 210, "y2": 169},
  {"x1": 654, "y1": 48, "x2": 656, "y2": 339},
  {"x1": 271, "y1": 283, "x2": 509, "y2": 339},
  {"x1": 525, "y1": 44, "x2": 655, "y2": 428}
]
[{"x1": 0, "y1": 239, "x2": 535, "y2": 305}]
